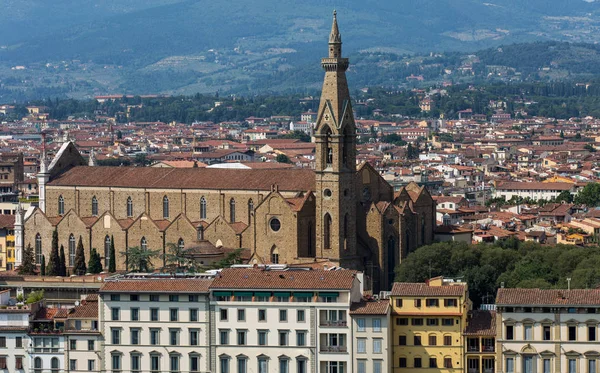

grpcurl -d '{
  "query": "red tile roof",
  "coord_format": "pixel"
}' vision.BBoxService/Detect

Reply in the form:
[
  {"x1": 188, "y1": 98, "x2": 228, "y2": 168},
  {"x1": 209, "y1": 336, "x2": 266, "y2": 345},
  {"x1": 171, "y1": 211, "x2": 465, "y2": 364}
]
[
  {"x1": 391, "y1": 282, "x2": 467, "y2": 297},
  {"x1": 49, "y1": 166, "x2": 315, "y2": 192},
  {"x1": 210, "y1": 268, "x2": 357, "y2": 290},
  {"x1": 464, "y1": 310, "x2": 496, "y2": 336},
  {"x1": 100, "y1": 278, "x2": 213, "y2": 294},
  {"x1": 497, "y1": 288, "x2": 600, "y2": 306},
  {"x1": 350, "y1": 300, "x2": 389, "y2": 315}
]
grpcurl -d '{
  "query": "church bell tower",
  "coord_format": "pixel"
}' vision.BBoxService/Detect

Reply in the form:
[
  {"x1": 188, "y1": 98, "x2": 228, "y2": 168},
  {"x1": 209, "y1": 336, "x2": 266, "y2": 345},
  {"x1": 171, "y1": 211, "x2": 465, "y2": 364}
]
[{"x1": 314, "y1": 11, "x2": 358, "y2": 264}]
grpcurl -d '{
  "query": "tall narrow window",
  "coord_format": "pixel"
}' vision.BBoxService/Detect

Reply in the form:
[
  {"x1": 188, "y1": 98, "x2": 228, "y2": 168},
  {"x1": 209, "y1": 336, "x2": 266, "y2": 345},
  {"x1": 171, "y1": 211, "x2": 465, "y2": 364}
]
[
  {"x1": 324, "y1": 127, "x2": 333, "y2": 165},
  {"x1": 34, "y1": 357, "x2": 42, "y2": 373},
  {"x1": 35, "y1": 233, "x2": 42, "y2": 264},
  {"x1": 163, "y1": 196, "x2": 169, "y2": 219},
  {"x1": 58, "y1": 195, "x2": 64, "y2": 215},
  {"x1": 200, "y1": 197, "x2": 207, "y2": 219},
  {"x1": 104, "y1": 235, "x2": 111, "y2": 269},
  {"x1": 421, "y1": 216, "x2": 426, "y2": 245},
  {"x1": 229, "y1": 198, "x2": 236, "y2": 222},
  {"x1": 178, "y1": 238, "x2": 185, "y2": 251},
  {"x1": 324, "y1": 213, "x2": 332, "y2": 249},
  {"x1": 343, "y1": 213, "x2": 348, "y2": 250},
  {"x1": 69, "y1": 234, "x2": 76, "y2": 266},
  {"x1": 308, "y1": 221, "x2": 314, "y2": 256},
  {"x1": 51, "y1": 357, "x2": 59, "y2": 373},
  {"x1": 248, "y1": 199, "x2": 254, "y2": 223},
  {"x1": 141, "y1": 237, "x2": 148, "y2": 251},
  {"x1": 271, "y1": 246, "x2": 279, "y2": 264},
  {"x1": 127, "y1": 197, "x2": 133, "y2": 217},
  {"x1": 91, "y1": 196, "x2": 98, "y2": 216},
  {"x1": 387, "y1": 236, "x2": 396, "y2": 287}
]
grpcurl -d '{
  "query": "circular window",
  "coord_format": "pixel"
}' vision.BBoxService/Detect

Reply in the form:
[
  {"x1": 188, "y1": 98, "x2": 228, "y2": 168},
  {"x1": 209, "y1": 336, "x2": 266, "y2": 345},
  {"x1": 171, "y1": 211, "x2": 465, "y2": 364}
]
[
  {"x1": 270, "y1": 218, "x2": 281, "y2": 232},
  {"x1": 323, "y1": 189, "x2": 332, "y2": 198}
]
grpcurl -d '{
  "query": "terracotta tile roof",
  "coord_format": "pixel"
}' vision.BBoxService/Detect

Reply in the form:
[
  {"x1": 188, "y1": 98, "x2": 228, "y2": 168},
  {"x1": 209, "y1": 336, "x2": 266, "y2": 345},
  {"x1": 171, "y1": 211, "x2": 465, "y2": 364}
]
[
  {"x1": 117, "y1": 218, "x2": 135, "y2": 229},
  {"x1": 34, "y1": 307, "x2": 59, "y2": 320},
  {"x1": 464, "y1": 310, "x2": 496, "y2": 336},
  {"x1": 49, "y1": 166, "x2": 315, "y2": 192},
  {"x1": 391, "y1": 282, "x2": 466, "y2": 297},
  {"x1": 54, "y1": 308, "x2": 68, "y2": 319},
  {"x1": 100, "y1": 278, "x2": 213, "y2": 294},
  {"x1": 497, "y1": 288, "x2": 600, "y2": 306},
  {"x1": 80, "y1": 216, "x2": 99, "y2": 228},
  {"x1": 210, "y1": 268, "x2": 357, "y2": 290},
  {"x1": 350, "y1": 300, "x2": 389, "y2": 315},
  {"x1": 0, "y1": 215, "x2": 15, "y2": 229},
  {"x1": 496, "y1": 181, "x2": 573, "y2": 191},
  {"x1": 229, "y1": 222, "x2": 248, "y2": 234},
  {"x1": 68, "y1": 299, "x2": 98, "y2": 319}
]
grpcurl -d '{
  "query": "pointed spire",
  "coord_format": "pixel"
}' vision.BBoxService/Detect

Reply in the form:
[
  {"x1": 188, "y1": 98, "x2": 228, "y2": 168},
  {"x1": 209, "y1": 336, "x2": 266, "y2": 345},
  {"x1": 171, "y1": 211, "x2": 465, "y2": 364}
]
[
  {"x1": 88, "y1": 148, "x2": 97, "y2": 167},
  {"x1": 329, "y1": 10, "x2": 341, "y2": 44}
]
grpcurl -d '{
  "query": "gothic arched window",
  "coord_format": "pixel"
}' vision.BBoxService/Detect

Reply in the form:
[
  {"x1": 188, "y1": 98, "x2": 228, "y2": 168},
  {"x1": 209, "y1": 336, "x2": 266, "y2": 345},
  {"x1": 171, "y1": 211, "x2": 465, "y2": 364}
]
[
  {"x1": 69, "y1": 234, "x2": 76, "y2": 266},
  {"x1": 387, "y1": 236, "x2": 396, "y2": 287},
  {"x1": 229, "y1": 198, "x2": 236, "y2": 223},
  {"x1": 248, "y1": 199, "x2": 254, "y2": 223},
  {"x1": 141, "y1": 237, "x2": 148, "y2": 251},
  {"x1": 35, "y1": 233, "x2": 42, "y2": 264},
  {"x1": 58, "y1": 195, "x2": 64, "y2": 215},
  {"x1": 127, "y1": 197, "x2": 133, "y2": 217},
  {"x1": 324, "y1": 213, "x2": 332, "y2": 250},
  {"x1": 271, "y1": 246, "x2": 279, "y2": 264},
  {"x1": 163, "y1": 196, "x2": 169, "y2": 219},
  {"x1": 178, "y1": 238, "x2": 185, "y2": 251},
  {"x1": 104, "y1": 235, "x2": 111, "y2": 269},
  {"x1": 308, "y1": 221, "x2": 314, "y2": 257},
  {"x1": 421, "y1": 216, "x2": 426, "y2": 245},
  {"x1": 343, "y1": 213, "x2": 349, "y2": 250},
  {"x1": 324, "y1": 126, "x2": 333, "y2": 166},
  {"x1": 91, "y1": 196, "x2": 98, "y2": 216},
  {"x1": 200, "y1": 197, "x2": 207, "y2": 220}
]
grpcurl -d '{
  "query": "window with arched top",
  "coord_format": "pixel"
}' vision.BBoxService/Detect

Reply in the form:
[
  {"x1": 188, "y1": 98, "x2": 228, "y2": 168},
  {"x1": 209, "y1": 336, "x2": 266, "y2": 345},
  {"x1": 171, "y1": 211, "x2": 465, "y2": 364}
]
[
  {"x1": 104, "y1": 235, "x2": 111, "y2": 269},
  {"x1": 271, "y1": 246, "x2": 279, "y2": 264},
  {"x1": 200, "y1": 197, "x2": 207, "y2": 220},
  {"x1": 308, "y1": 221, "x2": 314, "y2": 257},
  {"x1": 127, "y1": 196, "x2": 133, "y2": 217},
  {"x1": 421, "y1": 216, "x2": 426, "y2": 245},
  {"x1": 324, "y1": 213, "x2": 332, "y2": 250},
  {"x1": 197, "y1": 225, "x2": 204, "y2": 241},
  {"x1": 51, "y1": 357, "x2": 59, "y2": 373},
  {"x1": 178, "y1": 238, "x2": 185, "y2": 251},
  {"x1": 58, "y1": 195, "x2": 64, "y2": 215},
  {"x1": 387, "y1": 236, "x2": 396, "y2": 287},
  {"x1": 163, "y1": 196, "x2": 169, "y2": 219},
  {"x1": 91, "y1": 196, "x2": 98, "y2": 216},
  {"x1": 34, "y1": 357, "x2": 42, "y2": 373},
  {"x1": 69, "y1": 234, "x2": 76, "y2": 266},
  {"x1": 323, "y1": 126, "x2": 333, "y2": 166},
  {"x1": 35, "y1": 233, "x2": 42, "y2": 264},
  {"x1": 248, "y1": 199, "x2": 254, "y2": 223},
  {"x1": 141, "y1": 237, "x2": 147, "y2": 251},
  {"x1": 229, "y1": 198, "x2": 236, "y2": 222}
]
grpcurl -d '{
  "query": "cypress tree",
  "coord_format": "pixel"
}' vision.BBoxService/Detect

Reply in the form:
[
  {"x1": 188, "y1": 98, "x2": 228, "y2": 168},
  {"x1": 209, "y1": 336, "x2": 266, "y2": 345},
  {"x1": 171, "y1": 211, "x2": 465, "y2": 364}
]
[
  {"x1": 109, "y1": 235, "x2": 116, "y2": 273},
  {"x1": 59, "y1": 245, "x2": 66, "y2": 276},
  {"x1": 73, "y1": 236, "x2": 87, "y2": 276},
  {"x1": 40, "y1": 255, "x2": 46, "y2": 276},
  {"x1": 18, "y1": 244, "x2": 35, "y2": 275},
  {"x1": 47, "y1": 230, "x2": 60, "y2": 276},
  {"x1": 87, "y1": 249, "x2": 103, "y2": 274}
]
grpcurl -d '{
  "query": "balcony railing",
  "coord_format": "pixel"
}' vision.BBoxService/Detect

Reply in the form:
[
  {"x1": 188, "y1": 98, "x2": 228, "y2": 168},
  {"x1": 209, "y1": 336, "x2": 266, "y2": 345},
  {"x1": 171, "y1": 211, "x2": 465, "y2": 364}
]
[
  {"x1": 468, "y1": 346, "x2": 480, "y2": 352},
  {"x1": 320, "y1": 345, "x2": 347, "y2": 353},
  {"x1": 320, "y1": 320, "x2": 347, "y2": 327},
  {"x1": 482, "y1": 346, "x2": 495, "y2": 352}
]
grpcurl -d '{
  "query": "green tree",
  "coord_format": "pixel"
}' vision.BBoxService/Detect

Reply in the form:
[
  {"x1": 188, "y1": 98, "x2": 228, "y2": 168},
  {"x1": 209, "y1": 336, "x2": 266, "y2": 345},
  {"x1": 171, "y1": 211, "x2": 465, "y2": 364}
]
[
  {"x1": 73, "y1": 236, "x2": 87, "y2": 275},
  {"x1": 162, "y1": 242, "x2": 194, "y2": 272},
  {"x1": 59, "y1": 245, "x2": 66, "y2": 276},
  {"x1": 585, "y1": 143, "x2": 597, "y2": 153},
  {"x1": 47, "y1": 230, "x2": 60, "y2": 276},
  {"x1": 556, "y1": 190, "x2": 574, "y2": 203},
  {"x1": 381, "y1": 134, "x2": 406, "y2": 146},
  {"x1": 18, "y1": 244, "x2": 36, "y2": 275},
  {"x1": 26, "y1": 290, "x2": 44, "y2": 304},
  {"x1": 276, "y1": 154, "x2": 291, "y2": 163},
  {"x1": 109, "y1": 235, "x2": 116, "y2": 273},
  {"x1": 134, "y1": 153, "x2": 150, "y2": 167},
  {"x1": 87, "y1": 248, "x2": 103, "y2": 274},
  {"x1": 124, "y1": 246, "x2": 159, "y2": 272},
  {"x1": 574, "y1": 183, "x2": 600, "y2": 206},
  {"x1": 210, "y1": 248, "x2": 244, "y2": 269},
  {"x1": 40, "y1": 255, "x2": 46, "y2": 276},
  {"x1": 280, "y1": 130, "x2": 310, "y2": 142},
  {"x1": 406, "y1": 143, "x2": 418, "y2": 159}
]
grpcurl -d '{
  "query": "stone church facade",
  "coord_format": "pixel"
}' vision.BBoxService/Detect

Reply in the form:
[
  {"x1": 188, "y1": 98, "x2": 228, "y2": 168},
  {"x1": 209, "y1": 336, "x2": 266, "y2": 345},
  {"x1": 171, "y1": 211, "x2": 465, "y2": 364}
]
[{"x1": 17, "y1": 13, "x2": 435, "y2": 292}]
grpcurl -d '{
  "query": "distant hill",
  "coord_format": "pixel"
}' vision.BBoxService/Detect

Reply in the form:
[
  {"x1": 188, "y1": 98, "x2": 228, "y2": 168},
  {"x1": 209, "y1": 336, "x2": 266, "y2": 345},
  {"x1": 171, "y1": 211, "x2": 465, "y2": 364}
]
[{"x1": 1, "y1": 0, "x2": 600, "y2": 101}]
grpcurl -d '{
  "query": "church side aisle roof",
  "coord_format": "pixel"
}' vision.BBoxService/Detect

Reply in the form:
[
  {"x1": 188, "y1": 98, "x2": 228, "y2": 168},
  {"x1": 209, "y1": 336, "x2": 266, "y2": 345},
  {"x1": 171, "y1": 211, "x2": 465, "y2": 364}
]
[{"x1": 48, "y1": 166, "x2": 316, "y2": 192}]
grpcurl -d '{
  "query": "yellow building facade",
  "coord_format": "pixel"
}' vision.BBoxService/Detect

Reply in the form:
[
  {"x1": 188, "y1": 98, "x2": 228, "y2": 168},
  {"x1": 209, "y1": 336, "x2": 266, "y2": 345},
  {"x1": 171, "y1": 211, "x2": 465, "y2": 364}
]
[{"x1": 390, "y1": 276, "x2": 471, "y2": 373}]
